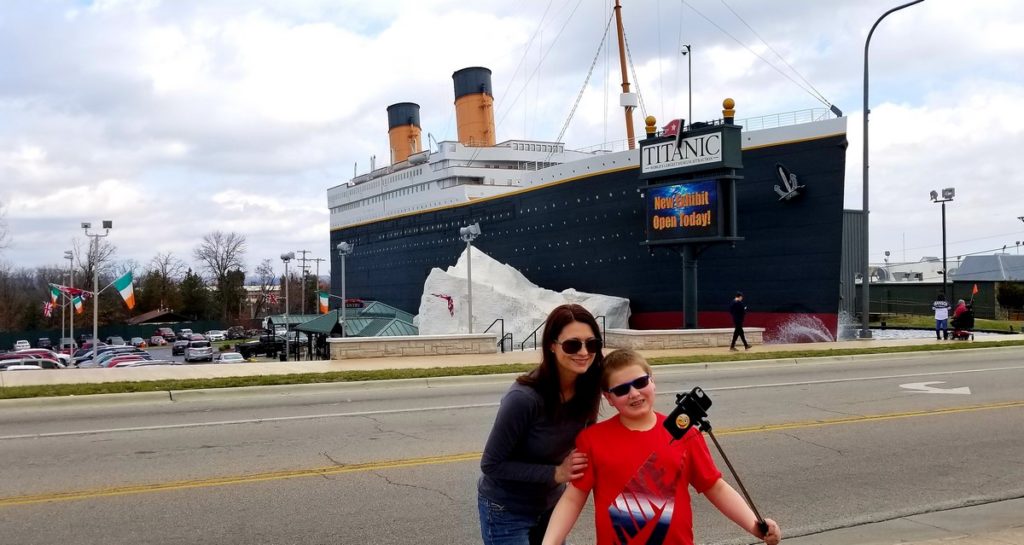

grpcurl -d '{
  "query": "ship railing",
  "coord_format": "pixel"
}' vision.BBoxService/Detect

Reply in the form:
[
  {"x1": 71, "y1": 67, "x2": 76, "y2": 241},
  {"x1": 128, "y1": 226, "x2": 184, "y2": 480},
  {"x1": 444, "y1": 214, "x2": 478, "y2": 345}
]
[
  {"x1": 571, "y1": 108, "x2": 835, "y2": 153},
  {"x1": 484, "y1": 318, "x2": 508, "y2": 353}
]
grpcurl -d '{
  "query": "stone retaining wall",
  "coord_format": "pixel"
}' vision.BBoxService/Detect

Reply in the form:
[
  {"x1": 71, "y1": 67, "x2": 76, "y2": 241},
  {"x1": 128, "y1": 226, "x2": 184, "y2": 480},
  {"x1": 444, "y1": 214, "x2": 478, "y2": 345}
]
[
  {"x1": 604, "y1": 328, "x2": 764, "y2": 350},
  {"x1": 327, "y1": 333, "x2": 499, "y2": 359}
]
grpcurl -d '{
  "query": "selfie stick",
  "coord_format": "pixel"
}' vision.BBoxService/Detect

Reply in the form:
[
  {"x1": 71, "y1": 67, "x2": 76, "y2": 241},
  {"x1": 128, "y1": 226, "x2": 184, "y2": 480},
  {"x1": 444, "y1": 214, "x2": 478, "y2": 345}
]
[
  {"x1": 704, "y1": 428, "x2": 770, "y2": 537},
  {"x1": 667, "y1": 388, "x2": 769, "y2": 536}
]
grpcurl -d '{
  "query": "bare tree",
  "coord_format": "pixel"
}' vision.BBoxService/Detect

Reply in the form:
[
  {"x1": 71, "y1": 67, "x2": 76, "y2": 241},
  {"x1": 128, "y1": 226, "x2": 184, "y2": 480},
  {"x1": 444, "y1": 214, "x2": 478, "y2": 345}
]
[
  {"x1": 193, "y1": 231, "x2": 247, "y2": 320},
  {"x1": 147, "y1": 252, "x2": 186, "y2": 309},
  {"x1": 193, "y1": 231, "x2": 247, "y2": 281},
  {"x1": 73, "y1": 237, "x2": 117, "y2": 287},
  {"x1": 251, "y1": 258, "x2": 277, "y2": 318}
]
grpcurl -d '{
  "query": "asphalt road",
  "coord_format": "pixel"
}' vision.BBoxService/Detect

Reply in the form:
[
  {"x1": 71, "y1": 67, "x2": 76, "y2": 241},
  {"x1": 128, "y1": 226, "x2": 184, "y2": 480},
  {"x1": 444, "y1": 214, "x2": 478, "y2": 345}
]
[{"x1": 1, "y1": 349, "x2": 1022, "y2": 544}]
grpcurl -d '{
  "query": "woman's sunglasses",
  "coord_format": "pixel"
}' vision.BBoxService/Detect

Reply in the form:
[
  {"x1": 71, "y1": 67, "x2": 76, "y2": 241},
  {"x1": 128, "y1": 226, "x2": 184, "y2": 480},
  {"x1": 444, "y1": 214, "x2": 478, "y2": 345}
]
[
  {"x1": 557, "y1": 338, "x2": 602, "y2": 355},
  {"x1": 605, "y1": 375, "x2": 651, "y2": 397}
]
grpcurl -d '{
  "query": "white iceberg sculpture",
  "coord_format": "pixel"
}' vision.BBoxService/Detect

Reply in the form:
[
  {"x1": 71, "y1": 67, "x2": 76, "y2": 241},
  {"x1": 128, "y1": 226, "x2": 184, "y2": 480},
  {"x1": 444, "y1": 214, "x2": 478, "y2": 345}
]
[{"x1": 416, "y1": 246, "x2": 630, "y2": 346}]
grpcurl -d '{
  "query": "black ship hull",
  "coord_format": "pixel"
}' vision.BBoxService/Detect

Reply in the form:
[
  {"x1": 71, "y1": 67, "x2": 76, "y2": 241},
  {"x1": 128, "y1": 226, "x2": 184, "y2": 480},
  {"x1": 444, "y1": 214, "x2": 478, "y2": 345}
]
[{"x1": 330, "y1": 132, "x2": 848, "y2": 342}]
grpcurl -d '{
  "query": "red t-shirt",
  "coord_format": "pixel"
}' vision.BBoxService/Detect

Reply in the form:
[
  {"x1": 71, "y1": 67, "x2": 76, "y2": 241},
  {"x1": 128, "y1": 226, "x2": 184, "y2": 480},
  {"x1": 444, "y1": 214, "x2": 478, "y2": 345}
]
[{"x1": 571, "y1": 413, "x2": 722, "y2": 545}]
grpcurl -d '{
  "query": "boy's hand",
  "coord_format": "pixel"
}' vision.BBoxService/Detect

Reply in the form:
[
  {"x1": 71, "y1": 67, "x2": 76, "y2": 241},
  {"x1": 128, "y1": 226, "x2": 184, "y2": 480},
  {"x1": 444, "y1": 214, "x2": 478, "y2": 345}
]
[
  {"x1": 760, "y1": 518, "x2": 781, "y2": 545},
  {"x1": 554, "y1": 449, "x2": 588, "y2": 483}
]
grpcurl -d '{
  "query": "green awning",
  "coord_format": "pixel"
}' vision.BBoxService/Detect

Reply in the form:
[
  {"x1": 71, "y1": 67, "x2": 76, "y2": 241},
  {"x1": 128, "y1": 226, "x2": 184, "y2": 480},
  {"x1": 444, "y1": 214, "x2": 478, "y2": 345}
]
[{"x1": 293, "y1": 310, "x2": 344, "y2": 335}]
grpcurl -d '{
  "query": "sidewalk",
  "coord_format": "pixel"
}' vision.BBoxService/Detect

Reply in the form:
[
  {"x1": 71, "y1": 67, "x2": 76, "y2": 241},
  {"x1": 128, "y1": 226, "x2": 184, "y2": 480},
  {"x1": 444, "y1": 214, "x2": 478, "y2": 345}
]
[
  {"x1": 1, "y1": 334, "x2": 1020, "y2": 388},
  {"x1": 784, "y1": 497, "x2": 1024, "y2": 545}
]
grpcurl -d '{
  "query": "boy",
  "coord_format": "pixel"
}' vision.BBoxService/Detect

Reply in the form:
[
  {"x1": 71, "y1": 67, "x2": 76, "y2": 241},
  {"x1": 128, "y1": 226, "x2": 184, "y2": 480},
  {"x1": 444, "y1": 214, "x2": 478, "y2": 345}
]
[{"x1": 541, "y1": 349, "x2": 781, "y2": 545}]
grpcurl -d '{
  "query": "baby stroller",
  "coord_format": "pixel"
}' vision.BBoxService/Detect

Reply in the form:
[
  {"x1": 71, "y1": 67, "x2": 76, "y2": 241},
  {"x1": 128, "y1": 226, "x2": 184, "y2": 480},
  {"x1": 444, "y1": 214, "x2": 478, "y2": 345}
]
[{"x1": 951, "y1": 304, "x2": 975, "y2": 341}]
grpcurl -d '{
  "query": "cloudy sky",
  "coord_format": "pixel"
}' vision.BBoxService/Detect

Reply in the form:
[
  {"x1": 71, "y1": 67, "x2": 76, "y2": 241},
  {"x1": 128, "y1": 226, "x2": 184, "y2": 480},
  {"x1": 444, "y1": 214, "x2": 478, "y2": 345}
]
[{"x1": 1, "y1": 0, "x2": 1022, "y2": 279}]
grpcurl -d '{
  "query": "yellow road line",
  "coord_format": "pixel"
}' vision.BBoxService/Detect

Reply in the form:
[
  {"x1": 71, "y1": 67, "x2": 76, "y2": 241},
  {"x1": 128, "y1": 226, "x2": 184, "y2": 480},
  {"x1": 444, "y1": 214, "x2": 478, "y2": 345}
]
[{"x1": 3, "y1": 400, "x2": 1022, "y2": 508}]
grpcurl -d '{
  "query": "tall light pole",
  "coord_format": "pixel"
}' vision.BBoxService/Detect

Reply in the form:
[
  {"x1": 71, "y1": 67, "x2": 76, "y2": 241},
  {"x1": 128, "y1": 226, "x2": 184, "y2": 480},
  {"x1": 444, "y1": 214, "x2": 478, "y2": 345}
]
[
  {"x1": 459, "y1": 223, "x2": 481, "y2": 333},
  {"x1": 337, "y1": 242, "x2": 354, "y2": 338},
  {"x1": 681, "y1": 44, "x2": 692, "y2": 125},
  {"x1": 860, "y1": 0, "x2": 926, "y2": 340},
  {"x1": 82, "y1": 221, "x2": 112, "y2": 362},
  {"x1": 930, "y1": 188, "x2": 955, "y2": 297},
  {"x1": 281, "y1": 252, "x2": 295, "y2": 360},
  {"x1": 64, "y1": 250, "x2": 74, "y2": 347}
]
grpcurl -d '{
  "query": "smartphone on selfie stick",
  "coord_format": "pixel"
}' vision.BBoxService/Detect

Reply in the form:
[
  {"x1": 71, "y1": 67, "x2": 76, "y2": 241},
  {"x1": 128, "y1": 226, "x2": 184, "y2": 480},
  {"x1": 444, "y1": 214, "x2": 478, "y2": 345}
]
[{"x1": 664, "y1": 387, "x2": 770, "y2": 536}]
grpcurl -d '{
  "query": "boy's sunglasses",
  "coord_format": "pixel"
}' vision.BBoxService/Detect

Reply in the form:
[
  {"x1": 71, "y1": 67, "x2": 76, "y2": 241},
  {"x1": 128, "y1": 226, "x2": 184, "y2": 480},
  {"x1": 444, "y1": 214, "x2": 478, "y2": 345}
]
[
  {"x1": 605, "y1": 375, "x2": 651, "y2": 397},
  {"x1": 558, "y1": 338, "x2": 602, "y2": 354}
]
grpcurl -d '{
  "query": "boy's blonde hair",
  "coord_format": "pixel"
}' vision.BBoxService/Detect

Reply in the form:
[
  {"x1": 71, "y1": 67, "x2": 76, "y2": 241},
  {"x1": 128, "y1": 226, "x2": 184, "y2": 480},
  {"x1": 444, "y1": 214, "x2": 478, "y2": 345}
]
[{"x1": 601, "y1": 349, "x2": 653, "y2": 388}]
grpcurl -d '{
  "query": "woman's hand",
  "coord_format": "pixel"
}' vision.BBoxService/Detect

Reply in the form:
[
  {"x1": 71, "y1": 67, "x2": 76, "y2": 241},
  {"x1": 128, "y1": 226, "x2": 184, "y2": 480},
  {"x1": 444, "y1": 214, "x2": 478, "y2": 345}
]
[{"x1": 553, "y1": 449, "x2": 588, "y2": 483}]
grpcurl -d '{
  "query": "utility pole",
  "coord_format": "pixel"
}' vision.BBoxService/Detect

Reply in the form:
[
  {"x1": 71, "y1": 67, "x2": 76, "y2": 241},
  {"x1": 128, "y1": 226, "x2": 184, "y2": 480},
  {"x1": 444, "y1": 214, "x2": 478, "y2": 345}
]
[
  {"x1": 311, "y1": 258, "x2": 326, "y2": 301},
  {"x1": 295, "y1": 250, "x2": 310, "y2": 315}
]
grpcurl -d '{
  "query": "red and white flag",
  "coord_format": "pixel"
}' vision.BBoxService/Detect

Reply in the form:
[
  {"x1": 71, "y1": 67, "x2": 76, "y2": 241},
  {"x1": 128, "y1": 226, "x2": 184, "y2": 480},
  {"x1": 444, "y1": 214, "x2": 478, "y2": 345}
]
[
  {"x1": 43, "y1": 301, "x2": 54, "y2": 318},
  {"x1": 662, "y1": 118, "x2": 683, "y2": 137},
  {"x1": 268, "y1": 293, "x2": 279, "y2": 305}
]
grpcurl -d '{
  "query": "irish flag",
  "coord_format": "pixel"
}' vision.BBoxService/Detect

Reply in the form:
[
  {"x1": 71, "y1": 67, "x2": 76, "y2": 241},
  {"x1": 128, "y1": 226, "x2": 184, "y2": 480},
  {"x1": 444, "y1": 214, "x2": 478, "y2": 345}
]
[
  {"x1": 49, "y1": 284, "x2": 62, "y2": 305},
  {"x1": 73, "y1": 295, "x2": 84, "y2": 315},
  {"x1": 318, "y1": 291, "x2": 329, "y2": 314},
  {"x1": 113, "y1": 272, "x2": 136, "y2": 310}
]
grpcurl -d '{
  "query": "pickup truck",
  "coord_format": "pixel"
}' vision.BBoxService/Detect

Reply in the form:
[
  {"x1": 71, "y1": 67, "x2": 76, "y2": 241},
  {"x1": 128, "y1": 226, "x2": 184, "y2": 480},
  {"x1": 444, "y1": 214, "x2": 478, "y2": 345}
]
[{"x1": 236, "y1": 335, "x2": 285, "y2": 359}]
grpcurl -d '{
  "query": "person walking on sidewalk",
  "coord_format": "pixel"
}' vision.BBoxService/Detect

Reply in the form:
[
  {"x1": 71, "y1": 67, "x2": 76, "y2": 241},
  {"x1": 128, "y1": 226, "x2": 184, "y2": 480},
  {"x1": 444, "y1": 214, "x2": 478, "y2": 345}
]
[
  {"x1": 730, "y1": 292, "x2": 751, "y2": 351},
  {"x1": 932, "y1": 293, "x2": 950, "y2": 340}
]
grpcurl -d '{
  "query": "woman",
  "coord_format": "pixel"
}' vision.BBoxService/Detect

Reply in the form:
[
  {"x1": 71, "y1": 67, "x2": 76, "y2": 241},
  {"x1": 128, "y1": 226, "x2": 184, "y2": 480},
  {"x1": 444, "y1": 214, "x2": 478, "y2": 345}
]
[{"x1": 478, "y1": 304, "x2": 605, "y2": 545}]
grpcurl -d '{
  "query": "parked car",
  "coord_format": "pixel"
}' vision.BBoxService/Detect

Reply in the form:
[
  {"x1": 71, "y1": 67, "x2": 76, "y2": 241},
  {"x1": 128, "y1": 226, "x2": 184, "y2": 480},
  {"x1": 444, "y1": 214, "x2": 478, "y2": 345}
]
[
  {"x1": 177, "y1": 328, "x2": 194, "y2": 340},
  {"x1": 13, "y1": 349, "x2": 71, "y2": 366},
  {"x1": 76, "y1": 333, "x2": 93, "y2": 346},
  {"x1": 155, "y1": 327, "x2": 176, "y2": 341},
  {"x1": 236, "y1": 335, "x2": 285, "y2": 359},
  {"x1": 216, "y1": 352, "x2": 246, "y2": 364},
  {"x1": 37, "y1": 338, "x2": 53, "y2": 349},
  {"x1": 0, "y1": 357, "x2": 64, "y2": 369},
  {"x1": 148, "y1": 335, "x2": 168, "y2": 346},
  {"x1": 1, "y1": 364, "x2": 44, "y2": 371},
  {"x1": 225, "y1": 326, "x2": 247, "y2": 340},
  {"x1": 13, "y1": 340, "x2": 30, "y2": 350},
  {"x1": 205, "y1": 330, "x2": 226, "y2": 342},
  {"x1": 130, "y1": 337, "x2": 148, "y2": 348},
  {"x1": 105, "y1": 336, "x2": 127, "y2": 347},
  {"x1": 58, "y1": 337, "x2": 78, "y2": 354},
  {"x1": 171, "y1": 340, "x2": 189, "y2": 356},
  {"x1": 184, "y1": 340, "x2": 213, "y2": 363}
]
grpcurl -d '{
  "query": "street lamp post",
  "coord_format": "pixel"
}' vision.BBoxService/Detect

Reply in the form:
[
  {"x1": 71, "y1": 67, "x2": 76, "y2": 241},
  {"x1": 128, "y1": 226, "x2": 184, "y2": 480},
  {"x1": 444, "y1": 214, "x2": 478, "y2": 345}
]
[
  {"x1": 64, "y1": 250, "x2": 74, "y2": 346},
  {"x1": 459, "y1": 223, "x2": 481, "y2": 333},
  {"x1": 281, "y1": 252, "x2": 295, "y2": 360},
  {"x1": 82, "y1": 221, "x2": 112, "y2": 362},
  {"x1": 930, "y1": 188, "x2": 955, "y2": 297},
  {"x1": 337, "y1": 242, "x2": 354, "y2": 338},
  {"x1": 681, "y1": 44, "x2": 692, "y2": 125},
  {"x1": 860, "y1": 0, "x2": 926, "y2": 340}
]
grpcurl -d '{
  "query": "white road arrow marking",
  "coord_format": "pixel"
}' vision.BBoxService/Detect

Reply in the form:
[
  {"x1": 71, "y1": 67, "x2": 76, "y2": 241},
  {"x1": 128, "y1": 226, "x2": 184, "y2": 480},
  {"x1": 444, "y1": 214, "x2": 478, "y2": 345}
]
[{"x1": 900, "y1": 381, "x2": 972, "y2": 395}]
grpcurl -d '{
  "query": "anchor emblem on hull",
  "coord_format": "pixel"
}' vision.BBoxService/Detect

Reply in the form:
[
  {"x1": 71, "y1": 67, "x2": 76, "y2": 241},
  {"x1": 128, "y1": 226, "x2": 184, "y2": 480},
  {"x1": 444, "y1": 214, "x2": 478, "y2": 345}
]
[{"x1": 774, "y1": 163, "x2": 805, "y2": 201}]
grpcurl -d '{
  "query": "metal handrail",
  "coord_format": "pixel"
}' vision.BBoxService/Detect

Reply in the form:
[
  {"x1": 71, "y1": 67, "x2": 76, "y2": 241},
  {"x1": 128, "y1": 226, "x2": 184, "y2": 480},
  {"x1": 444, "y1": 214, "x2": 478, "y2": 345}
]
[
  {"x1": 520, "y1": 321, "x2": 545, "y2": 351},
  {"x1": 484, "y1": 319, "x2": 505, "y2": 352},
  {"x1": 595, "y1": 315, "x2": 606, "y2": 339},
  {"x1": 499, "y1": 333, "x2": 513, "y2": 353}
]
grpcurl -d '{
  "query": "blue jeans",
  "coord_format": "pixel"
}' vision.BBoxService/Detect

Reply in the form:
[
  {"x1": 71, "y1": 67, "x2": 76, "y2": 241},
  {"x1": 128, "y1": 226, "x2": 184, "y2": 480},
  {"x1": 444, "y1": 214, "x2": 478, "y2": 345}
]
[
  {"x1": 478, "y1": 494, "x2": 559, "y2": 545},
  {"x1": 936, "y1": 319, "x2": 948, "y2": 339}
]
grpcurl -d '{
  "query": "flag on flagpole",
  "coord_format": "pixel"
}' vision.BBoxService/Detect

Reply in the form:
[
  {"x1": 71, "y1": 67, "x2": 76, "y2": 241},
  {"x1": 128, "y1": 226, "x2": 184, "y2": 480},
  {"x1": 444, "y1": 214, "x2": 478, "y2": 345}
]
[
  {"x1": 318, "y1": 292, "x2": 329, "y2": 314},
  {"x1": 49, "y1": 284, "x2": 61, "y2": 305},
  {"x1": 43, "y1": 301, "x2": 53, "y2": 318},
  {"x1": 268, "y1": 293, "x2": 279, "y2": 305},
  {"x1": 73, "y1": 295, "x2": 84, "y2": 315},
  {"x1": 972, "y1": 284, "x2": 979, "y2": 296},
  {"x1": 113, "y1": 272, "x2": 136, "y2": 309}
]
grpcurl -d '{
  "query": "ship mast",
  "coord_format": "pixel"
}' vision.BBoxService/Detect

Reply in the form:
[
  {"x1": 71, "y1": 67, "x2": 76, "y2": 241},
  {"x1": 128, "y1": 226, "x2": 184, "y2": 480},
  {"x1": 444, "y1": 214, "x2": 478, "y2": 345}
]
[{"x1": 613, "y1": 0, "x2": 637, "y2": 150}]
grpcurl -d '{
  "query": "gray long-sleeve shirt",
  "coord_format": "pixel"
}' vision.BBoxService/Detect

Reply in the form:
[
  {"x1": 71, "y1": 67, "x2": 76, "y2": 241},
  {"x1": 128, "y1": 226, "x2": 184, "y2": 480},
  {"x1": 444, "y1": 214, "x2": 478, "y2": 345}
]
[{"x1": 477, "y1": 383, "x2": 587, "y2": 515}]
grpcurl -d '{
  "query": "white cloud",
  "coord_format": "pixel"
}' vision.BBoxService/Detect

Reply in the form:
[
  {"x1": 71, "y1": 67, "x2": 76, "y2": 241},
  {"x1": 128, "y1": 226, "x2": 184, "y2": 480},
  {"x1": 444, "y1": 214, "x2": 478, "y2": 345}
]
[{"x1": 0, "y1": 0, "x2": 1021, "y2": 277}]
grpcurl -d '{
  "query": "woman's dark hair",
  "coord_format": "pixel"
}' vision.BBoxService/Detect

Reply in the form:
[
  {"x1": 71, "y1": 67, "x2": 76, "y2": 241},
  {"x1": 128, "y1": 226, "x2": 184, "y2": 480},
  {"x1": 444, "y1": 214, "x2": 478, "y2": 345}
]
[
  {"x1": 516, "y1": 304, "x2": 604, "y2": 422},
  {"x1": 936, "y1": 293, "x2": 946, "y2": 301}
]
